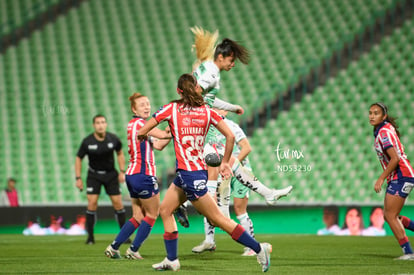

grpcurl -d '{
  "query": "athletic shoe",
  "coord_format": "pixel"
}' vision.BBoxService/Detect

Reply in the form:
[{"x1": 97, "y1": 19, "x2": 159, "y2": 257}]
[
  {"x1": 85, "y1": 236, "x2": 95, "y2": 245},
  {"x1": 242, "y1": 247, "x2": 256, "y2": 256},
  {"x1": 152, "y1": 257, "x2": 180, "y2": 271},
  {"x1": 125, "y1": 247, "x2": 143, "y2": 260},
  {"x1": 104, "y1": 245, "x2": 121, "y2": 259},
  {"x1": 265, "y1": 186, "x2": 293, "y2": 205},
  {"x1": 395, "y1": 254, "x2": 414, "y2": 260},
  {"x1": 256, "y1": 243, "x2": 272, "y2": 272},
  {"x1": 174, "y1": 205, "x2": 190, "y2": 228},
  {"x1": 192, "y1": 241, "x2": 216, "y2": 253}
]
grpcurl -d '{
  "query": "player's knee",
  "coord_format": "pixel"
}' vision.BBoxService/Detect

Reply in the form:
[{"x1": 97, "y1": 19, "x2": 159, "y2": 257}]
[
  {"x1": 159, "y1": 205, "x2": 174, "y2": 219},
  {"x1": 383, "y1": 210, "x2": 396, "y2": 223},
  {"x1": 87, "y1": 202, "x2": 98, "y2": 211},
  {"x1": 145, "y1": 209, "x2": 159, "y2": 220}
]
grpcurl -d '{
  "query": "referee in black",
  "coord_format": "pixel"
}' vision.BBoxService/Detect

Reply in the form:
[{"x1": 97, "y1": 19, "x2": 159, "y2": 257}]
[{"x1": 75, "y1": 114, "x2": 127, "y2": 244}]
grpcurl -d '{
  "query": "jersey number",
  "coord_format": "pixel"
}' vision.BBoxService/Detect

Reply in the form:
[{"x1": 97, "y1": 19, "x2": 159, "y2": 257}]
[{"x1": 182, "y1": 136, "x2": 204, "y2": 161}]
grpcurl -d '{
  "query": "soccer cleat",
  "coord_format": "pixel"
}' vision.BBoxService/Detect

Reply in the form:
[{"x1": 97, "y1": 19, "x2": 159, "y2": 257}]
[
  {"x1": 104, "y1": 245, "x2": 121, "y2": 259},
  {"x1": 242, "y1": 247, "x2": 256, "y2": 256},
  {"x1": 125, "y1": 247, "x2": 143, "y2": 260},
  {"x1": 192, "y1": 241, "x2": 216, "y2": 253},
  {"x1": 256, "y1": 243, "x2": 272, "y2": 272},
  {"x1": 265, "y1": 186, "x2": 293, "y2": 205},
  {"x1": 395, "y1": 254, "x2": 414, "y2": 260},
  {"x1": 174, "y1": 205, "x2": 190, "y2": 228},
  {"x1": 152, "y1": 257, "x2": 180, "y2": 271}
]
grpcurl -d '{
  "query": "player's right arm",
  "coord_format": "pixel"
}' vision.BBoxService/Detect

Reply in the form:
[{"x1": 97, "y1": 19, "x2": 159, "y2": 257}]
[
  {"x1": 236, "y1": 138, "x2": 251, "y2": 163},
  {"x1": 148, "y1": 127, "x2": 172, "y2": 140},
  {"x1": 137, "y1": 117, "x2": 160, "y2": 141}
]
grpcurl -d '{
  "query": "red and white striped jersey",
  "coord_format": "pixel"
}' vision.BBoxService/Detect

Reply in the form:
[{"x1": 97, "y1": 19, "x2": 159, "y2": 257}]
[
  {"x1": 374, "y1": 121, "x2": 414, "y2": 181},
  {"x1": 126, "y1": 116, "x2": 156, "y2": 176},
  {"x1": 153, "y1": 102, "x2": 223, "y2": 171}
]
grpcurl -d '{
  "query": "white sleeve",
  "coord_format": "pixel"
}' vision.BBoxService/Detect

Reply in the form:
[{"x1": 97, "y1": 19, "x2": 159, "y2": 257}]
[
  {"x1": 212, "y1": 97, "x2": 239, "y2": 112},
  {"x1": 231, "y1": 122, "x2": 247, "y2": 143}
]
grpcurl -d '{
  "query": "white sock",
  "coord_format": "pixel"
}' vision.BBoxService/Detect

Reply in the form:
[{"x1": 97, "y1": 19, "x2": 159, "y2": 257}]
[
  {"x1": 207, "y1": 180, "x2": 218, "y2": 196},
  {"x1": 232, "y1": 159, "x2": 272, "y2": 197},
  {"x1": 204, "y1": 217, "x2": 215, "y2": 244},
  {"x1": 204, "y1": 181, "x2": 217, "y2": 244},
  {"x1": 237, "y1": 213, "x2": 255, "y2": 238},
  {"x1": 217, "y1": 179, "x2": 231, "y2": 218}
]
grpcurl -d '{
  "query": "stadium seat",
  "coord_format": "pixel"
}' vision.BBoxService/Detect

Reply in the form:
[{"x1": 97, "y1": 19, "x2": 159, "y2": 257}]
[{"x1": 0, "y1": 0, "x2": 405, "y2": 205}]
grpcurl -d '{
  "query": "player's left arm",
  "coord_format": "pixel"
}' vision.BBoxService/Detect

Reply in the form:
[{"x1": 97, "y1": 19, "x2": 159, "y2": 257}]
[
  {"x1": 237, "y1": 138, "x2": 251, "y2": 162},
  {"x1": 212, "y1": 97, "x2": 244, "y2": 115},
  {"x1": 374, "y1": 146, "x2": 400, "y2": 193}
]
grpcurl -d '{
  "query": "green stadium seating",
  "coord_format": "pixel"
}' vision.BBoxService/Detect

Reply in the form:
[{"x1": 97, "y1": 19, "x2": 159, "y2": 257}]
[
  {"x1": 248, "y1": 15, "x2": 414, "y2": 204},
  {"x1": 0, "y1": 0, "x2": 406, "y2": 204}
]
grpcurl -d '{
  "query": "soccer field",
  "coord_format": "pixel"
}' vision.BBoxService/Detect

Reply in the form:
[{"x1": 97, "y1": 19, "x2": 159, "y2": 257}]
[{"x1": 1, "y1": 234, "x2": 413, "y2": 274}]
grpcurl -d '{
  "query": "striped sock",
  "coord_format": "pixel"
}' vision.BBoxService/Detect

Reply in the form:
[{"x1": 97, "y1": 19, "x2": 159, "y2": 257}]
[
  {"x1": 130, "y1": 216, "x2": 156, "y2": 252},
  {"x1": 399, "y1": 236, "x2": 413, "y2": 254},
  {"x1": 112, "y1": 217, "x2": 140, "y2": 250},
  {"x1": 401, "y1": 216, "x2": 414, "y2": 231},
  {"x1": 230, "y1": 224, "x2": 261, "y2": 253},
  {"x1": 164, "y1": 231, "x2": 178, "y2": 261}
]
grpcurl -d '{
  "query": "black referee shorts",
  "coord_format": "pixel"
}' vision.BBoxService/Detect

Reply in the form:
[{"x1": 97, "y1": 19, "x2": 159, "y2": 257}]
[{"x1": 86, "y1": 170, "x2": 120, "y2": 196}]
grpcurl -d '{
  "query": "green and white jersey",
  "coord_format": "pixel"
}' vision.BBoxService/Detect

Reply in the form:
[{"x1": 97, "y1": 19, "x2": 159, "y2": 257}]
[
  {"x1": 214, "y1": 118, "x2": 251, "y2": 169},
  {"x1": 193, "y1": 61, "x2": 220, "y2": 108}
]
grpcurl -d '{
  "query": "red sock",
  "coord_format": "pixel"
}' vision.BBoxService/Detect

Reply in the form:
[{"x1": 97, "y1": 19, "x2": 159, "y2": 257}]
[
  {"x1": 129, "y1": 217, "x2": 140, "y2": 228},
  {"x1": 230, "y1": 224, "x2": 245, "y2": 240},
  {"x1": 143, "y1": 216, "x2": 156, "y2": 227},
  {"x1": 398, "y1": 236, "x2": 409, "y2": 246},
  {"x1": 401, "y1": 216, "x2": 411, "y2": 228}
]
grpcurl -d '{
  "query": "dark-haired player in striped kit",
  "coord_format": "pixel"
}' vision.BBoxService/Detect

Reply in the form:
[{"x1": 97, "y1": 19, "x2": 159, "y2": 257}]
[
  {"x1": 138, "y1": 73, "x2": 272, "y2": 272},
  {"x1": 369, "y1": 102, "x2": 414, "y2": 260},
  {"x1": 75, "y1": 114, "x2": 127, "y2": 244}
]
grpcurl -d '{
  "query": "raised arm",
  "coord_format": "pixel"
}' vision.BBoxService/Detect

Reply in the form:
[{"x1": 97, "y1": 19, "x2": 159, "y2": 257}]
[
  {"x1": 213, "y1": 97, "x2": 244, "y2": 115},
  {"x1": 137, "y1": 117, "x2": 160, "y2": 141}
]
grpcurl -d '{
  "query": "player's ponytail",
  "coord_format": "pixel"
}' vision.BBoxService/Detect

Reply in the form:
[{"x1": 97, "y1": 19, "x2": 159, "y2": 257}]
[
  {"x1": 191, "y1": 26, "x2": 219, "y2": 71},
  {"x1": 173, "y1": 74, "x2": 204, "y2": 108},
  {"x1": 214, "y1": 38, "x2": 250, "y2": 65},
  {"x1": 371, "y1": 102, "x2": 401, "y2": 137}
]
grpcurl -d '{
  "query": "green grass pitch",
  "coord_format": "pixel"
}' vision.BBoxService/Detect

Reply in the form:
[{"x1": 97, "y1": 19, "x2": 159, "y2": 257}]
[{"x1": 1, "y1": 234, "x2": 414, "y2": 274}]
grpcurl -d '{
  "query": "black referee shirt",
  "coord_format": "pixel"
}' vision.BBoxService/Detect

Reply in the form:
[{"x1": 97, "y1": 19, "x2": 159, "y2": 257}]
[{"x1": 77, "y1": 132, "x2": 122, "y2": 172}]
